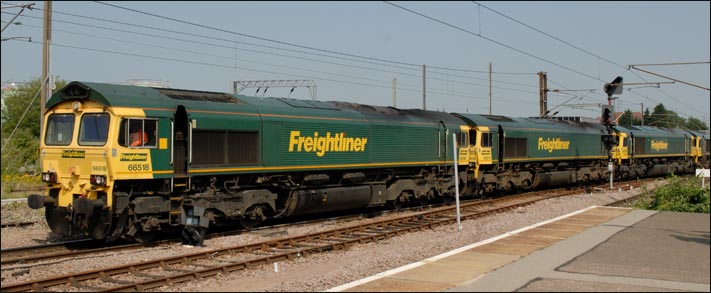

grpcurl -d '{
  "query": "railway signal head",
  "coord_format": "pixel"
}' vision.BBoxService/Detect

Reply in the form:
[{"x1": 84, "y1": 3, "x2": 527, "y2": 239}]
[
  {"x1": 601, "y1": 105, "x2": 614, "y2": 125},
  {"x1": 604, "y1": 76, "x2": 623, "y2": 96}
]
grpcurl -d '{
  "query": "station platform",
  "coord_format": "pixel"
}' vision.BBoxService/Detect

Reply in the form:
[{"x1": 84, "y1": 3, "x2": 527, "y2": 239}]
[{"x1": 326, "y1": 206, "x2": 710, "y2": 292}]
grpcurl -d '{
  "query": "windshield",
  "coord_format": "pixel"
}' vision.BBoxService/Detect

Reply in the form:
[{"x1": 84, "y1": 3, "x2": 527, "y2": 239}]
[
  {"x1": 79, "y1": 113, "x2": 110, "y2": 146},
  {"x1": 45, "y1": 114, "x2": 75, "y2": 146}
]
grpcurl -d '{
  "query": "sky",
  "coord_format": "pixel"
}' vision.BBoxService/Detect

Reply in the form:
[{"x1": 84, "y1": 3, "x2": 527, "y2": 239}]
[{"x1": 1, "y1": 1, "x2": 709, "y2": 125}]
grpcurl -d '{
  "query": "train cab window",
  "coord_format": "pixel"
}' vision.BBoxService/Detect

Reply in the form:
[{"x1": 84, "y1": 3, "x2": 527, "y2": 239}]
[
  {"x1": 45, "y1": 114, "x2": 75, "y2": 146},
  {"x1": 78, "y1": 113, "x2": 109, "y2": 146},
  {"x1": 481, "y1": 132, "x2": 493, "y2": 147},
  {"x1": 456, "y1": 132, "x2": 468, "y2": 147},
  {"x1": 118, "y1": 119, "x2": 157, "y2": 148}
]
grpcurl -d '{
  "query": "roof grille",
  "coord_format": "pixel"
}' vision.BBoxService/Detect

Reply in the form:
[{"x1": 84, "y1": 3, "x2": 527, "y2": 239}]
[
  {"x1": 482, "y1": 115, "x2": 514, "y2": 122},
  {"x1": 157, "y1": 88, "x2": 241, "y2": 104}
]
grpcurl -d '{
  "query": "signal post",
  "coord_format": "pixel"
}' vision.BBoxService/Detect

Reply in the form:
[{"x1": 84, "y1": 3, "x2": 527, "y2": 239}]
[{"x1": 602, "y1": 77, "x2": 622, "y2": 190}]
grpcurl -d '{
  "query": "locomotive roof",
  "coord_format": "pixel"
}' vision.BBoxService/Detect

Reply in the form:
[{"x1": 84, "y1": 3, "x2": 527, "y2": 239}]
[
  {"x1": 686, "y1": 129, "x2": 711, "y2": 140},
  {"x1": 48, "y1": 82, "x2": 463, "y2": 127},
  {"x1": 453, "y1": 113, "x2": 605, "y2": 133},
  {"x1": 614, "y1": 125, "x2": 691, "y2": 139},
  {"x1": 47, "y1": 81, "x2": 184, "y2": 109}
]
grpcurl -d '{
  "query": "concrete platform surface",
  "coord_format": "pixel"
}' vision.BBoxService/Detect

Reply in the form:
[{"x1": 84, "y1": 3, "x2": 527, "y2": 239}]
[{"x1": 326, "y1": 206, "x2": 710, "y2": 292}]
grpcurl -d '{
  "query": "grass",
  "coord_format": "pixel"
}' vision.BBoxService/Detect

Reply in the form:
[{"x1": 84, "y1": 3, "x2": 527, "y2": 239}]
[{"x1": 1, "y1": 174, "x2": 45, "y2": 200}]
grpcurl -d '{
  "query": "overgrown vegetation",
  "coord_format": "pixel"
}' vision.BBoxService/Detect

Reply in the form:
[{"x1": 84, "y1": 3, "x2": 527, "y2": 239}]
[
  {"x1": 1, "y1": 173, "x2": 44, "y2": 200},
  {"x1": 1, "y1": 77, "x2": 67, "y2": 176},
  {"x1": 617, "y1": 103, "x2": 709, "y2": 130},
  {"x1": 635, "y1": 175, "x2": 710, "y2": 213}
]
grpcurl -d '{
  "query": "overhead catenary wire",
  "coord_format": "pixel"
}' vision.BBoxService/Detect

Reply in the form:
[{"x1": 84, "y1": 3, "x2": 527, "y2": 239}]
[
  {"x1": 12, "y1": 39, "x2": 541, "y2": 105},
  {"x1": 92, "y1": 1, "x2": 534, "y2": 76},
  {"x1": 383, "y1": 1, "x2": 606, "y2": 83},
  {"x1": 5, "y1": 2, "x2": 703, "y2": 120},
  {"x1": 469, "y1": 1, "x2": 705, "y2": 118},
  {"x1": 3, "y1": 16, "x2": 542, "y2": 99},
  {"x1": 2, "y1": 11, "x2": 543, "y2": 98},
  {"x1": 4, "y1": 9, "x2": 539, "y2": 91},
  {"x1": 471, "y1": 1, "x2": 624, "y2": 72}
]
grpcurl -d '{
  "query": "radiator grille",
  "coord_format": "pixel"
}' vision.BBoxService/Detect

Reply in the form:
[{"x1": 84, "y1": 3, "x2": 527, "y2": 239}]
[
  {"x1": 505, "y1": 138, "x2": 527, "y2": 158},
  {"x1": 193, "y1": 130, "x2": 258, "y2": 166},
  {"x1": 635, "y1": 137, "x2": 646, "y2": 155}
]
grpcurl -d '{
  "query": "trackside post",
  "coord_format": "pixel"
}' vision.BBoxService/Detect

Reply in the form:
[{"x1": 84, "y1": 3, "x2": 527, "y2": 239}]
[{"x1": 453, "y1": 134, "x2": 462, "y2": 232}]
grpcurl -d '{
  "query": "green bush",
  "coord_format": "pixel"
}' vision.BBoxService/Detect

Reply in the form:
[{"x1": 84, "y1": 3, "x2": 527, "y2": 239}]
[
  {"x1": 1, "y1": 173, "x2": 43, "y2": 199},
  {"x1": 636, "y1": 175, "x2": 710, "y2": 213}
]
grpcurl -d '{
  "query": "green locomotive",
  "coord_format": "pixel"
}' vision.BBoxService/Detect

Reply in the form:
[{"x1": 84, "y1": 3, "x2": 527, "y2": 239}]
[{"x1": 27, "y1": 81, "x2": 708, "y2": 244}]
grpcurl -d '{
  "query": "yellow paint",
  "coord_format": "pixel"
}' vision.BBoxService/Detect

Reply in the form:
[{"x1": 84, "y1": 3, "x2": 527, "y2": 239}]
[
  {"x1": 635, "y1": 154, "x2": 686, "y2": 158},
  {"x1": 504, "y1": 155, "x2": 607, "y2": 162},
  {"x1": 159, "y1": 138, "x2": 168, "y2": 149},
  {"x1": 288, "y1": 130, "x2": 368, "y2": 157},
  {"x1": 537, "y1": 137, "x2": 571, "y2": 153},
  {"x1": 189, "y1": 160, "x2": 454, "y2": 173},
  {"x1": 471, "y1": 127, "x2": 493, "y2": 166},
  {"x1": 41, "y1": 101, "x2": 156, "y2": 210},
  {"x1": 91, "y1": 161, "x2": 108, "y2": 175},
  {"x1": 611, "y1": 132, "x2": 629, "y2": 163},
  {"x1": 651, "y1": 140, "x2": 669, "y2": 151},
  {"x1": 458, "y1": 148, "x2": 469, "y2": 164},
  {"x1": 112, "y1": 149, "x2": 153, "y2": 179},
  {"x1": 62, "y1": 150, "x2": 86, "y2": 158},
  {"x1": 457, "y1": 125, "x2": 471, "y2": 163},
  {"x1": 690, "y1": 137, "x2": 702, "y2": 163},
  {"x1": 41, "y1": 148, "x2": 111, "y2": 207}
]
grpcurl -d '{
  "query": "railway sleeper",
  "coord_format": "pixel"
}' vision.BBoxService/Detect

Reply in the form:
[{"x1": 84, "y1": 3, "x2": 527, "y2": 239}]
[
  {"x1": 162, "y1": 266, "x2": 195, "y2": 273},
  {"x1": 101, "y1": 275, "x2": 137, "y2": 284},
  {"x1": 188, "y1": 263, "x2": 218, "y2": 269},
  {"x1": 70, "y1": 280, "x2": 107, "y2": 291}
]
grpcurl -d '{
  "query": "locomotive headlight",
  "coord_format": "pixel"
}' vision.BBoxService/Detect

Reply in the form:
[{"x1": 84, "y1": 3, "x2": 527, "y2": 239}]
[
  {"x1": 41, "y1": 172, "x2": 57, "y2": 183},
  {"x1": 72, "y1": 101, "x2": 82, "y2": 112},
  {"x1": 90, "y1": 175, "x2": 107, "y2": 186}
]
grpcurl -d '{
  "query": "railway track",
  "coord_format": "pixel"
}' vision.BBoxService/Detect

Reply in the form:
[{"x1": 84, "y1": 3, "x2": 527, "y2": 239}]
[
  {"x1": 0, "y1": 192, "x2": 525, "y2": 267},
  {"x1": 604, "y1": 177, "x2": 664, "y2": 207},
  {"x1": 0, "y1": 186, "x2": 585, "y2": 292},
  {"x1": 0, "y1": 209, "x2": 371, "y2": 267},
  {"x1": 1, "y1": 178, "x2": 661, "y2": 292},
  {"x1": 0, "y1": 221, "x2": 36, "y2": 229}
]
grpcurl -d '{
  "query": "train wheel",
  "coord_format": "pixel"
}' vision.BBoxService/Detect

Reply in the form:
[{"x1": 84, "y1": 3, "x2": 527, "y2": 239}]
[
  {"x1": 45, "y1": 206, "x2": 77, "y2": 239},
  {"x1": 239, "y1": 205, "x2": 268, "y2": 229},
  {"x1": 442, "y1": 193, "x2": 453, "y2": 205},
  {"x1": 126, "y1": 222, "x2": 157, "y2": 243},
  {"x1": 181, "y1": 226, "x2": 205, "y2": 246},
  {"x1": 239, "y1": 218, "x2": 261, "y2": 229},
  {"x1": 133, "y1": 230, "x2": 157, "y2": 243},
  {"x1": 390, "y1": 191, "x2": 409, "y2": 211},
  {"x1": 87, "y1": 210, "x2": 113, "y2": 240}
]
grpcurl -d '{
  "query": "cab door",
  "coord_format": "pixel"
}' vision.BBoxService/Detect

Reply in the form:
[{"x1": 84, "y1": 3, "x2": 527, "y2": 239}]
[
  {"x1": 173, "y1": 105, "x2": 189, "y2": 176},
  {"x1": 439, "y1": 121, "x2": 448, "y2": 162},
  {"x1": 457, "y1": 126, "x2": 470, "y2": 164}
]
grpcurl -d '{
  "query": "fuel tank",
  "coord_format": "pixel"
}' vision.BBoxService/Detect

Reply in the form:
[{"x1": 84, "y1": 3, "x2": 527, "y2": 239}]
[{"x1": 283, "y1": 185, "x2": 372, "y2": 217}]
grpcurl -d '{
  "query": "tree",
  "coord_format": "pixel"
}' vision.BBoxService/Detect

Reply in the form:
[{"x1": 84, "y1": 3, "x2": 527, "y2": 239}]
[
  {"x1": 618, "y1": 109, "x2": 641, "y2": 127},
  {"x1": 643, "y1": 108, "x2": 651, "y2": 125},
  {"x1": 647, "y1": 103, "x2": 685, "y2": 128},
  {"x1": 686, "y1": 117, "x2": 709, "y2": 131},
  {"x1": 618, "y1": 110, "x2": 633, "y2": 126},
  {"x1": 1, "y1": 77, "x2": 67, "y2": 175}
]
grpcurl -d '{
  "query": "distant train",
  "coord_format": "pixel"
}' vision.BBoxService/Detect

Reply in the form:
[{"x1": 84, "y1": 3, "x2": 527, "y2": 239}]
[{"x1": 28, "y1": 81, "x2": 710, "y2": 244}]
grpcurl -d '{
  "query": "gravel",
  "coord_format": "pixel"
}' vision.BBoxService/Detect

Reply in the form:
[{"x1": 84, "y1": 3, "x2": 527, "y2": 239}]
[{"x1": 0, "y1": 181, "x2": 661, "y2": 292}]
